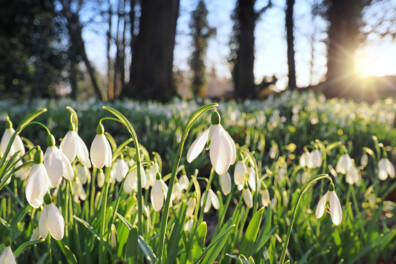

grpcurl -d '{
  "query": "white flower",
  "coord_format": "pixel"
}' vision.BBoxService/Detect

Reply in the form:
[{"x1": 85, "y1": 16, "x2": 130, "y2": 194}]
[
  {"x1": 300, "y1": 152, "x2": 309, "y2": 167},
  {"x1": 90, "y1": 129, "x2": 112, "y2": 169},
  {"x1": 234, "y1": 161, "x2": 246, "y2": 189},
  {"x1": 1, "y1": 127, "x2": 25, "y2": 159},
  {"x1": 30, "y1": 227, "x2": 41, "y2": 241},
  {"x1": 360, "y1": 153, "x2": 368, "y2": 168},
  {"x1": 171, "y1": 182, "x2": 183, "y2": 202},
  {"x1": 39, "y1": 203, "x2": 65, "y2": 240},
  {"x1": 378, "y1": 158, "x2": 395, "y2": 180},
  {"x1": 60, "y1": 130, "x2": 91, "y2": 168},
  {"x1": 219, "y1": 172, "x2": 232, "y2": 195},
  {"x1": 0, "y1": 246, "x2": 16, "y2": 264},
  {"x1": 111, "y1": 159, "x2": 129, "y2": 182},
  {"x1": 111, "y1": 224, "x2": 117, "y2": 249},
  {"x1": 242, "y1": 188, "x2": 253, "y2": 208},
  {"x1": 201, "y1": 189, "x2": 219, "y2": 213},
  {"x1": 72, "y1": 177, "x2": 87, "y2": 202},
  {"x1": 315, "y1": 190, "x2": 342, "y2": 225},
  {"x1": 77, "y1": 164, "x2": 90, "y2": 184},
  {"x1": 26, "y1": 161, "x2": 50, "y2": 208},
  {"x1": 310, "y1": 150, "x2": 322, "y2": 169},
  {"x1": 151, "y1": 179, "x2": 167, "y2": 211},
  {"x1": 186, "y1": 197, "x2": 196, "y2": 217},
  {"x1": 346, "y1": 165, "x2": 361, "y2": 185},
  {"x1": 184, "y1": 218, "x2": 194, "y2": 232},
  {"x1": 247, "y1": 167, "x2": 256, "y2": 191},
  {"x1": 269, "y1": 146, "x2": 277, "y2": 159},
  {"x1": 259, "y1": 188, "x2": 270, "y2": 207},
  {"x1": 44, "y1": 146, "x2": 74, "y2": 187},
  {"x1": 336, "y1": 154, "x2": 352, "y2": 174},
  {"x1": 97, "y1": 170, "x2": 105, "y2": 188},
  {"x1": 179, "y1": 175, "x2": 189, "y2": 191},
  {"x1": 15, "y1": 160, "x2": 30, "y2": 180},
  {"x1": 187, "y1": 118, "x2": 236, "y2": 176},
  {"x1": 145, "y1": 165, "x2": 157, "y2": 189},
  {"x1": 124, "y1": 167, "x2": 147, "y2": 193}
]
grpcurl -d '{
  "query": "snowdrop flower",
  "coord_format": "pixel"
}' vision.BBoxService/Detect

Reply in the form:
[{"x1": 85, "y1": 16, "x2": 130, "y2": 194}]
[
  {"x1": 0, "y1": 246, "x2": 16, "y2": 264},
  {"x1": 26, "y1": 148, "x2": 50, "y2": 208},
  {"x1": 72, "y1": 177, "x2": 87, "y2": 202},
  {"x1": 179, "y1": 175, "x2": 189, "y2": 191},
  {"x1": 145, "y1": 164, "x2": 158, "y2": 189},
  {"x1": 269, "y1": 146, "x2": 277, "y2": 159},
  {"x1": 124, "y1": 166, "x2": 147, "y2": 193},
  {"x1": 97, "y1": 170, "x2": 105, "y2": 188},
  {"x1": 151, "y1": 178, "x2": 167, "y2": 211},
  {"x1": 60, "y1": 123, "x2": 91, "y2": 168},
  {"x1": 234, "y1": 161, "x2": 246, "y2": 190},
  {"x1": 44, "y1": 135, "x2": 74, "y2": 188},
  {"x1": 336, "y1": 154, "x2": 352, "y2": 174},
  {"x1": 186, "y1": 196, "x2": 196, "y2": 217},
  {"x1": 187, "y1": 111, "x2": 236, "y2": 176},
  {"x1": 308, "y1": 150, "x2": 322, "y2": 169},
  {"x1": 111, "y1": 158, "x2": 129, "y2": 183},
  {"x1": 184, "y1": 218, "x2": 194, "y2": 232},
  {"x1": 110, "y1": 224, "x2": 117, "y2": 249},
  {"x1": 346, "y1": 165, "x2": 361, "y2": 185},
  {"x1": 247, "y1": 167, "x2": 256, "y2": 191},
  {"x1": 242, "y1": 187, "x2": 253, "y2": 208},
  {"x1": 30, "y1": 227, "x2": 41, "y2": 241},
  {"x1": 378, "y1": 158, "x2": 395, "y2": 180},
  {"x1": 171, "y1": 182, "x2": 183, "y2": 202},
  {"x1": 39, "y1": 202, "x2": 65, "y2": 240},
  {"x1": 300, "y1": 152, "x2": 310, "y2": 167},
  {"x1": 15, "y1": 160, "x2": 30, "y2": 180},
  {"x1": 360, "y1": 153, "x2": 368, "y2": 168},
  {"x1": 77, "y1": 163, "x2": 90, "y2": 184},
  {"x1": 90, "y1": 124, "x2": 112, "y2": 169},
  {"x1": 259, "y1": 187, "x2": 271, "y2": 207},
  {"x1": 201, "y1": 189, "x2": 219, "y2": 213},
  {"x1": 315, "y1": 184, "x2": 342, "y2": 225},
  {"x1": 0, "y1": 118, "x2": 25, "y2": 159},
  {"x1": 219, "y1": 172, "x2": 232, "y2": 195}
]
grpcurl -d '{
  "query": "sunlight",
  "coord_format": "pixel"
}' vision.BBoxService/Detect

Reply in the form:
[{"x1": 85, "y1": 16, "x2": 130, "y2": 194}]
[{"x1": 355, "y1": 46, "x2": 396, "y2": 77}]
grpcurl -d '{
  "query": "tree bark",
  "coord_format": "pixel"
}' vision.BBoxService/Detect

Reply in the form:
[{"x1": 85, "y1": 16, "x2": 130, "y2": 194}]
[
  {"x1": 107, "y1": 0, "x2": 113, "y2": 101},
  {"x1": 234, "y1": 0, "x2": 256, "y2": 99},
  {"x1": 286, "y1": 0, "x2": 297, "y2": 90},
  {"x1": 325, "y1": 0, "x2": 364, "y2": 98},
  {"x1": 127, "y1": 0, "x2": 180, "y2": 101}
]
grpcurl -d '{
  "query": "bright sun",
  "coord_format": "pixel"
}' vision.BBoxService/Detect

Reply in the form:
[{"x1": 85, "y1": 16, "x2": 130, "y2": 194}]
[{"x1": 355, "y1": 44, "x2": 396, "y2": 78}]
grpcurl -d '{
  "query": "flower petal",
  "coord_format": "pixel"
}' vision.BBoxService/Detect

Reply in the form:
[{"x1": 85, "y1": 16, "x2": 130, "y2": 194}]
[
  {"x1": 209, "y1": 125, "x2": 232, "y2": 175},
  {"x1": 315, "y1": 192, "x2": 328, "y2": 219},
  {"x1": 39, "y1": 206, "x2": 49, "y2": 239},
  {"x1": 47, "y1": 203, "x2": 65, "y2": 240},
  {"x1": 242, "y1": 189, "x2": 253, "y2": 208},
  {"x1": 76, "y1": 134, "x2": 91, "y2": 168},
  {"x1": 187, "y1": 129, "x2": 209, "y2": 163},
  {"x1": 60, "y1": 131, "x2": 77, "y2": 163},
  {"x1": 44, "y1": 147, "x2": 63, "y2": 188},
  {"x1": 60, "y1": 150, "x2": 74, "y2": 181},
  {"x1": 26, "y1": 164, "x2": 49, "y2": 208},
  {"x1": 210, "y1": 189, "x2": 220, "y2": 210},
  {"x1": 90, "y1": 134, "x2": 107, "y2": 169},
  {"x1": 151, "y1": 180, "x2": 164, "y2": 211},
  {"x1": 221, "y1": 126, "x2": 236, "y2": 165},
  {"x1": 329, "y1": 191, "x2": 342, "y2": 225},
  {"x1": 219, "y1": 173, "x2": 232, "y2": 195}
]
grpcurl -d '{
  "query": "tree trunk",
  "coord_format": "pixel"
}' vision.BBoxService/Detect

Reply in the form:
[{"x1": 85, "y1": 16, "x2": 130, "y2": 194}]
[
  {"x1": 125, "y1": 0, "x2": 137, "y2": 97},
  {"x1": 234, "y1": 0, "x2": 256, "y2": 99},
  {"x1": 107, "y1": 0, "x2": 113, "y2": 101},
  {"x1": 127, "y1": 0, "x2": 180, "y2": 101},
  {"x1": 286, "y1": 0, "x2": 296, "y2": 90},
  {"x1": 325, "y1": 0, "x2": 363, "y2": 98}
]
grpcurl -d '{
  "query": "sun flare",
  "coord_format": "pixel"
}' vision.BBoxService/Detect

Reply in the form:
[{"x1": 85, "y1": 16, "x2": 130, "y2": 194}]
[{"x1": 355, "y1": 46, "x2": 396, "y2": 77}]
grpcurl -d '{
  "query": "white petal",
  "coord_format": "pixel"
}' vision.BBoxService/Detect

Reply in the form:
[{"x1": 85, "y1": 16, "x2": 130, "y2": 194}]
[
  {"x1": 97, "y1": 171, "x2": 105, "y2": 188},
  {"x1": 202, "y1": 192, "x2": 212, "y2": 213},
  {"x1": 179, "y1": 175, "x2": 189, "y2": 190},
  {"x1": 76, "y1": 134, "x2": 91, "y2": 168},
  {"x1": 115, "y1": 160, "x2": 129, "y2": 182},
  {"x1": 187, "y1": 129, "x2": 209, "y2": 163},
  {"x1": 44, "y1": 147, "x2": 63, "y2": 188},
  {"x1": 160, "y1": 179, "x2": 168, "y2": 199},
  {"x1": 242, "y1": 189, "x2": 253, "y2": 208},
  {"x1": 14, "y1": 134, "x2": 25, "y2": 156},
  {"x1": 221, "y1": 126, "x2": 236, "y2": 165},
  {"x1": 248, "y1": 167, "x2": 256, "y2": 191},
  {"x1": 77, "y1": 164, "x2": 90, "y2": 184},
  {"x1": 209, "y1": 125, "x2": 232, "y2": 175},
  {"x1": 329, "y1": 191, "x2": 342, "y2": 225},
  {"x1": 1, "y1": 247, "x2": 16, "y2": 264},
  {"x1": 184, "y1": 219, "x2": 194, "y2": 232},
  {"x1": 123, "y1": 173, "x2": 134, "y2": 193},
  {"x1": 26, "y1": 164, "x2": 49, "y2": 208},
  {"x1": 90, "y1": 134, "x2": 107, "y2": 169},
  {"x1": 60, "y1": 150, "x2": 74, "y2": 181},
  {"x1": 234, "y1": 161, "x2": 246, "y2": 186},
  {"x1": 47, "y1": 203, "x2": 65, "y2": 240},
  {"x1": 219, "y1": 173, "x2": 232, "y2": 195},
  {"x1": 39, "y1": 206, "x2": 49, "y2": 239},
  {"x1": 386, "y1": 159, "x2": 395, "y2": 178},
  {"x1": 60, "y1": 131, "x2": 78, "y2": 163},
  {"x1": 151, "y1": 180, "x2": 164, "y2": 211},
  {"x1": 209, "y1": 189, "x2": 219, "y2": 210},
  {"x1": 104, "y1": 138, "x2": 113, "y2": 167},
  {"x1": 139, "y1": 167, "x2": 147, "y2": 189},
  {"x1": 315, "y1": 192, "x2": 328, "y2": 219}
]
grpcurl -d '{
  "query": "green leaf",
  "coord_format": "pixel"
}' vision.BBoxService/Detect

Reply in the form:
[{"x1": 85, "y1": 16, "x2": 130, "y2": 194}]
[
  {"x1": 126, "y1": 226, "x2": 138, "y2": 263},
  {"x1": 56, "y1": 240, "x2": 78, "y2": 264},
  {"x1": 73, "y1": 216, "x2": 101, "y2": 241},
  {"x1": 14, "y1": 239, "x2": 44, "y2": 258},
  {"x1": 137, "y1": 233, "x2": 157, "y2": 264},
  {"x1": 190, "y1": 221, "x2": 207, "y2": 262},
  {"x1": 194, "y1": 224, "x2": 235, "y2": 264},
  {"x1": 239, "y1": 208, "x2": 265, "y2": 256}
]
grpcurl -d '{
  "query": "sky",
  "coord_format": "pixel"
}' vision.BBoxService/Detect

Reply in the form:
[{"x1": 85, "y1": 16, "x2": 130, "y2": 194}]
[{"x1": 83, "y1": 0, "x2": 396, "y2": 91}]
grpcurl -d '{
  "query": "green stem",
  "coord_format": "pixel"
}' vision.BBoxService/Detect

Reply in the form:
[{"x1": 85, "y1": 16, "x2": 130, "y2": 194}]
[
  {"x1": 90, "y1": 168, "x2": 97, "y2": 217},
  {"x1": 279, "y1": 174, "x2": 333, "y2": 264},
  {"x1": 47, "y1": 235, "x2": 52, "y2": 264},
  {"x1": 99, "y1": 168, "x2": 111, "y2": 264},
  {"x1": 156, "y1": 103, "x2": 218, "y2": 263},
  {"x1": 239, "y1": 147, "x2": 260, "y2": 215}
]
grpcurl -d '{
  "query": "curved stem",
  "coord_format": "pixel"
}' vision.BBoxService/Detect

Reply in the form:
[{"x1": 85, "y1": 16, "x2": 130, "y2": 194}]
[
  {"x1": 24, "y1": 121, "x2": 51, "y2": 136},
  {"x1": 156, "y1": 103, "x2": 218, "y2": 263},
  {"x1": 279, "y1": 174, "x2": 333, "y2": 264}
]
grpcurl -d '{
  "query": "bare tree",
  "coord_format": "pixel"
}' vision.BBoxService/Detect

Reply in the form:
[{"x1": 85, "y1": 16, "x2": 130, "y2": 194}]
[{"x1": 286, "y1": 0, "x2": 296, "y2": 89}]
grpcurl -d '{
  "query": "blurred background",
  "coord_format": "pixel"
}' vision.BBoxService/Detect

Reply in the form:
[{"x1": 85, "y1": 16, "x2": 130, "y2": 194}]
[{"x1": 1, "y1": 0, "x2": 396, "y2": 102}]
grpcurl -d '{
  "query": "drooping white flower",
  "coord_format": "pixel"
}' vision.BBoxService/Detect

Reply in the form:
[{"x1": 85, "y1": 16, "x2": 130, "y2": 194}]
[
  {"x1": 90, "y1": 124, "x2": 112, "y2": 169},
  {"x1": 60, "y1": 127, "x2": 91, "y2": 168},
  {"x1": 0, "y1": 246, "x2": 16, "y2": 264},
  {"x1": 30, "y1": 227, "x2": 41, "y2": 241},
  {"x1": 77, "y1": 163, "x2": 90, "y2": 184},
  {"x1": 234, "y1": 161, "x2": 246, "y2": 189},
  {"x1": 184, "y1": 218, "x2": 194, "y2": 232},
  {"x1": 315, "y1": 190, "x2": 342, "y2": 225},
  {"x1": 0, "y1": 118, "x2": 25, "y2": 160},
  {"x1": 72, "y1": 177, "x2": 87, "y2": 202},
  {"x1": 243, "y1": 188, "x2": 253, "y2": 208},
  {"x1": 360, "y1": 153, "x2": 368, "y2": 168},
  {"x1": 187, "y1": 112, "x2": 236, "y2": 176},
  {"x1": 247, "y1": 167, "x2": 256, "y2": 191},
  {"x1": 97, "y1": 170, "x2": 105, "y2": 188},
  {"x1": 179, "y1": 175, "x2": 189, "y2": 191},
  {"x1": 269, "y1": 146, "x2": 277, "y2": 159},
  {"x1": 300, "y1": 151, "x2": 310, "y2": 167},
  {"x1": 39, "y1": 203, "x2": 65, "y2": 240},
  {"x1": 171, "y1": 182, "x2": 183, "y2": 202},
  {"x1": 346, "y1": 165, "x2": 361, "y2": 185},
  {"x1": 111, "y1": 159, "x2": 129, "y2": 183},
  {"x1": 186, "y1": 196, "x2": 196, "y2": 217},
  {"x1": 201, "y1": 189, "x2": 219, "y2": 213},
  {"x1": 310, "y1": 150, "x2": 322, "y2": 169},
  {"x1": 145, "y1": 165, "x2": 157, "y2": 189},
  {"x1": 151, "y1": 179, "x2": 167, "y2": 211},
  {"x1": 26, "y1": 149, "x2": 49, "y2": 208},
  {"x1": 336, "y1": 154, "x2": 352, "y2": 174},
  {"x1": 124, "y1": 166, "x2": 147, "y2": 193},
  {"x1": 15, "y1": 160, "x2": 30, "y2": 180},
  {"x1": 44, "y1": 139, "x2": 74, "y2": 187},
  {"x1": 378, "y1": 158, "x2": 395, "y2": 180},
  {"x1": 259, "y1": 188, "x2": 270, "y2": 207},
  {"x1": 219, "y1": 172, "x2": 232, "y2": 195}
]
